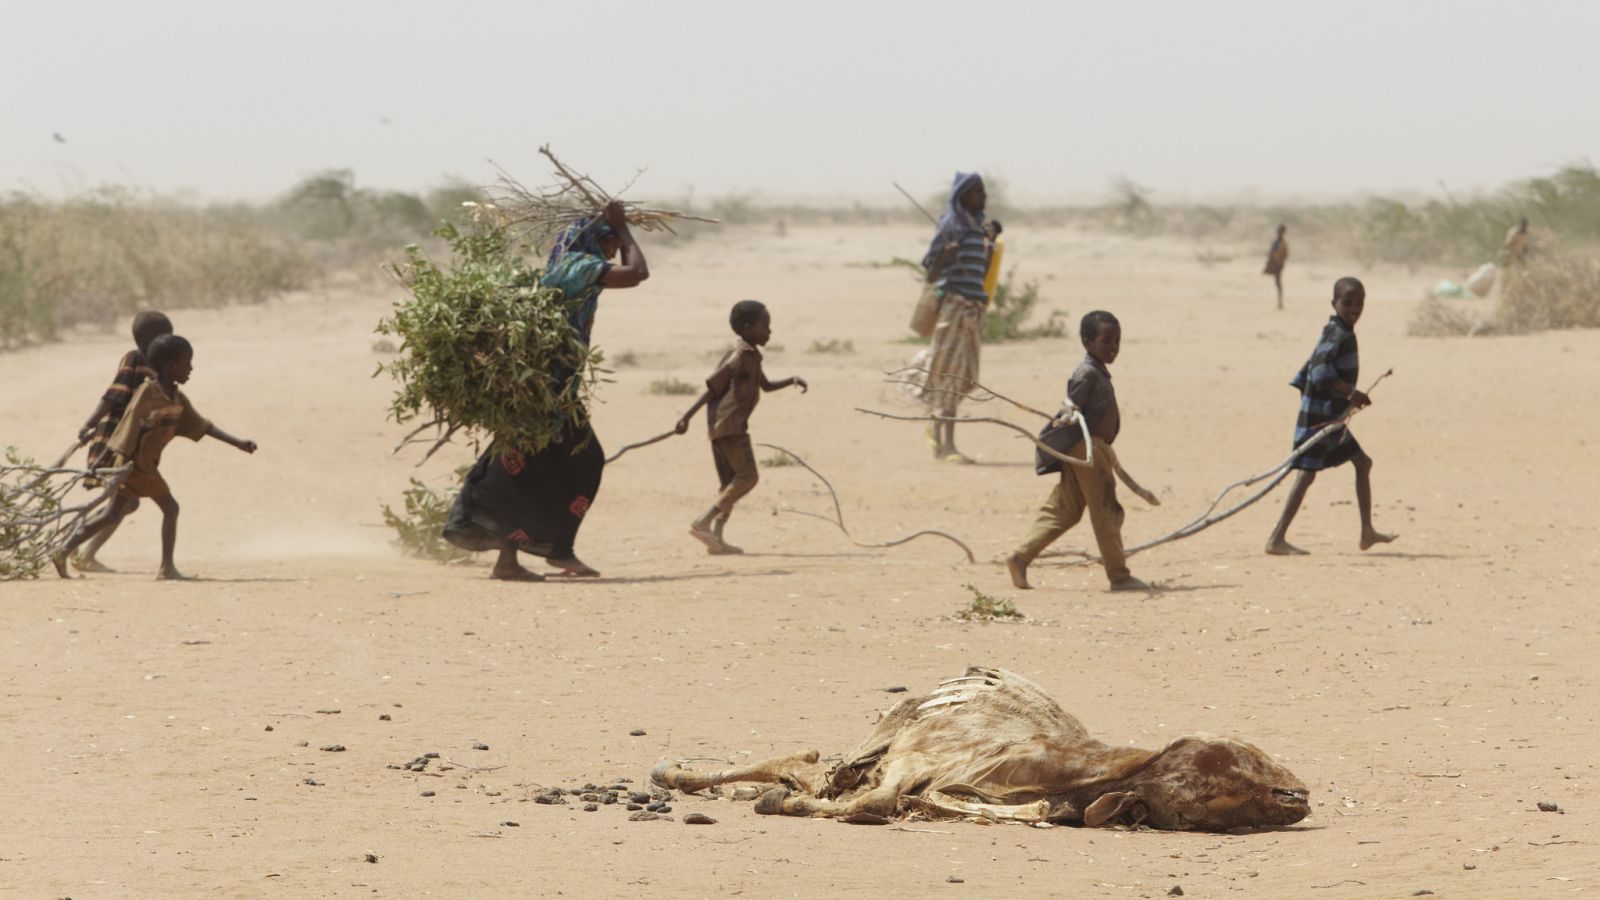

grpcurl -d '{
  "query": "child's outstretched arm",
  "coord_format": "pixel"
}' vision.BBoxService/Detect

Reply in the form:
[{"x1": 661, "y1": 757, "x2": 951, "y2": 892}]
[
  {"x1": 675, "y1": 390, "x2": 714, "y2": 434},
  {"x1": 205, "y1": 423, "x2": 257, "y2": 454},
  {"x1": 760, "y1": 374, "x2": 807, "y2": 394}
]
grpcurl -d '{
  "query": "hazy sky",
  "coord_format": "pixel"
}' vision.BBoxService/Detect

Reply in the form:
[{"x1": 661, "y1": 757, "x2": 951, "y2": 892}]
[{"x1": 6, "y1": 0, "x2": 1597, "y2": 205}]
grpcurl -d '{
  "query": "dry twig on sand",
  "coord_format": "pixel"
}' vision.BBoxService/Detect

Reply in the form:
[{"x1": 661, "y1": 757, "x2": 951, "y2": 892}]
[
  {"x1": 486, "y1": 145, "x2": 719, "y2": 240},
  {"x1": 1, "y1": 444, "x2": 130, "y2": 579},
  {"x1": 757, "y1": 443, "x2": 975, "y2": 563}
]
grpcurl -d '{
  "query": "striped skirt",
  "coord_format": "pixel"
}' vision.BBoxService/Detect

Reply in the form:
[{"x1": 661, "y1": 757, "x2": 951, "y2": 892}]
[{"x1": 913, "y1": 296, "x2": 984, "y2": 415}]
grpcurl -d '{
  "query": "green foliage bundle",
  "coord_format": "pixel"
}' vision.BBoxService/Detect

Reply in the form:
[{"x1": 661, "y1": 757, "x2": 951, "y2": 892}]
[
  {"x1": 378, "y1": 215, "x2": 603, "y2": 454},
  {"x1": 380, "y1": 475, "x2": 472, "y2": 563},
  {"x1": 954, "y1": 584, "x2": 1026, "y2": 622}
]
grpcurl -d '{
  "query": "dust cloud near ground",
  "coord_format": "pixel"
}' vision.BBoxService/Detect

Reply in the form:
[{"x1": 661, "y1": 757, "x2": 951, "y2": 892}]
[{"x1": 3, "y1": 225, "x2": 1597, "y2": 897}]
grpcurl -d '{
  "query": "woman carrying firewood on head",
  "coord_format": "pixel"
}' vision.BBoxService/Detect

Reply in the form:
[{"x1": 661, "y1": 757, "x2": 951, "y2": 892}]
[
  {"x1": 442, "y1": 200, "x2": 648, "y2": 581},
  {"x1": 907, "y1": 172, "x2": 998, "y2": 463}
]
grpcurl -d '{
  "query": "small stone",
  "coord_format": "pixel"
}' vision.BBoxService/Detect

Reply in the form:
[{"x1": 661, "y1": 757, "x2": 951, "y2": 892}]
[
  {"x1": 264, "y1": 725, "x2": 274, "y2": 732},
  {"x1": 1464, "y1": 863, "x2": 1476, "y2": 870},
  {"x1": 1169, "y1": 887, "x2": 1185, "y2": 897},
  {"x1": 683, "y1": 813, "x2": 717, "y2": 825},
  {"x1": 583, "y1": 783, "x2": 597, "y2": 791},
  {"x1": 629, "y1": 811, "x2": 663, "y2": 822},
  {"x1": 602, "y1": 794, "x2": 617, "y2": 805},
  {"x1": 883, "y1": 686, "x2": 908, "y2": 693},
  {"x1": 534, "y1": 794, "x2": 566, "y2": 805},
  {"x1": 421, "y1": 790, "x2": 436, "y2": 797},
  {"x1": 315, "y1": 709, "x2": 341, "y2": 715},
  {"x1": 647, "y1": 802, "x2": 664, "y2": 812},
  {"x1": 627, "y1": 803, "x2": 643, "y2": 811},
  {"x1": 297, "y1": 741, "x2": 309, "y2": 747},
  {"x1": 364, "y1": 853, "x2": 379, "y2": 864},
  {"x1": 629, "y1": 729, "x2": 646, "y2": 736},
  {"x1": 320, "y1": 744, "x2": 346, "y2": 752},
  {"x1": 630, "y1": 792, "x2": 651, "y2": 804},
  {"x1": 379, "y1": 714, "x2": 391, "y2": 721},
  {"x1": 657, "y1": 804, "x2": 672, "y2": 814},
  {"x1": 1538, "y1": 801, "x2": 1561, "y2": 813},
  {"x1": 501, "y1": 820, "x2": 519, "y2": 827},
  {"x1": 472, "y1": 742, "x2": 489, "y2": 751},
  {"x1": 1413, "y1": 892, "x2": 1435, "y2": 897},
  {"x1": 615, "y1": 777, "x2": 633, "y2": 783},
  {"x1": 583, "y1": 803, "x2": 598, "y2": 812},
  {"x1": 581, "y1": 793, "x2": 604, "y2": 803},
  {"x1": 302, "y1": 778, "x2": 322, "y2": 786},
  {"x1": 423, "y1": 752, "x2": 439, "y2": 759},
  {"x1": 947, "y1": 875, "x2": 964, "y2": 884}
]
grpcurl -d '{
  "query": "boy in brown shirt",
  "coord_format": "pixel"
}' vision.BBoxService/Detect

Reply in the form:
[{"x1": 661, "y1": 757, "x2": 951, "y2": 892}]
[
  {"x1": 675, "y1": 300, "x2": 807, "y2": 554},
  {"x1": 52, "y1": 334, "x2": 257, "y2": 580},
  {"x1": 1006, "y1": 311, "x2": 1148, "y2": 592}
]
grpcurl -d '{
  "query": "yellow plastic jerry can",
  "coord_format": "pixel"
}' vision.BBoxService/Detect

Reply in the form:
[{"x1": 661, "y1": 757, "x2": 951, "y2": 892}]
[{"x1": 983, "y1": 235, "x2": 1005, "y2": 299}]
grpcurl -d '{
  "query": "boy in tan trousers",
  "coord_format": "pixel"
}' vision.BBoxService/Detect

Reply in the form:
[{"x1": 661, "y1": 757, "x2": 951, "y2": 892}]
[{"x1": 1006, "y1": 311, "x2": 1148, "y2": 591}]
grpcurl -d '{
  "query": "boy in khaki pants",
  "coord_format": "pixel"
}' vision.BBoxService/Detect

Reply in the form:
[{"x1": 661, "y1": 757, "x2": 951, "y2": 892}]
[{"x1": 1007, "y1": 311, "x2": 1148, "y2": 591}]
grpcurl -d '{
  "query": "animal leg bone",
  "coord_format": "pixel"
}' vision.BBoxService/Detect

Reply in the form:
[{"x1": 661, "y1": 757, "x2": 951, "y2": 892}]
[
  {"x1": 910, "y1": 791, "x2": 1059, "y2": 823},
  {"x1": 652, "y1": 750, "x2": 826, "y2": 796}
]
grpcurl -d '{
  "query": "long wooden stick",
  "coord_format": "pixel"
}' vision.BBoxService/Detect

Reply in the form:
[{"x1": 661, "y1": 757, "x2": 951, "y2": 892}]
[
  {"x1": 605, "y1": 429, "x2": 678, "y2": 464},
  {"x1": 757, "y1": 443, "x2": 975, "y2": 563},
  {"x1": 855, "y1": 408, "x2": 1098, "y2": 471},
  {"x1": 893, "y1": 182, "x2": 940, "y2": 225}
]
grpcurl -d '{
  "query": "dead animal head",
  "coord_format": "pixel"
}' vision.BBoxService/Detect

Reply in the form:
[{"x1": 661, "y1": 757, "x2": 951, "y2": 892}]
[{"x1": 1085, "y1": 735, "x2": 1309, "y2": 832}]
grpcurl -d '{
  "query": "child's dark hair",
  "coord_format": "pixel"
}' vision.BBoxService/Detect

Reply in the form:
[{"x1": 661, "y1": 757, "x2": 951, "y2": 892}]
[
  {"x1": 730, "y1": 299, "x2": 768, "y2": 334},
  {"x1": 1332, "y1": 277, "x2": 1365, "y2": 305},
  {"x1": 1079, "y1": 310, "x2": 1119, "y2": 344},
  {"x1": 131, "y1": 311, "x2": 173, "y2": 354},
  {"x1": 148, "y1": 334, "x2": 193, "y2": 372}
]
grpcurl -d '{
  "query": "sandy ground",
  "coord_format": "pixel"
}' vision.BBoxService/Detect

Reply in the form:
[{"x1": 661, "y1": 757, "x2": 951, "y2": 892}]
[{"x1": 3, "y1": 224, "x2": 1598, "y2": 899}]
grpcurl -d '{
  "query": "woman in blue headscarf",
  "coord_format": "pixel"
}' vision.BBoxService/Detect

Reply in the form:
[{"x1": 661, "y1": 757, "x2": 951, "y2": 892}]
[
  {"x1": 444, "y1": 200, "x2": 650, "y2": 580},
  {"x1": 909, "y1": 172, "x2": 994, "y2": 462}
]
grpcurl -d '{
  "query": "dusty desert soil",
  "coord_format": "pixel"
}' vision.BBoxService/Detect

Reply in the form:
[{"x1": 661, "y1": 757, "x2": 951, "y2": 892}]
[{"x1": 3, "y1": 225, "x2": 1598, "y2": 898}]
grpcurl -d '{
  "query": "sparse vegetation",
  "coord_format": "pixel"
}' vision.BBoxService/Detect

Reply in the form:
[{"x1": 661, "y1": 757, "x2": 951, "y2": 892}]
[
  {"x1": 380, "y1": 472, "x2": 474, "y2": 563},
  {"x1": 647, "y1": 377, "x2": 699, "y2": 396},
  {"x1": 806, "y1": 338, "x2": 854, "y2": 355},
  {"x1": 984, "y1": 268, "x2": 1066, "y2": 342},
  {"x1": 953, "y1": 584, "x2": 1026, "y2": 622}
]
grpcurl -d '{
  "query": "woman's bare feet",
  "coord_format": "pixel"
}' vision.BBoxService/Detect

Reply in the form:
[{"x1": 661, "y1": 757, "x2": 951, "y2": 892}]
[
  {"x1": 547, "y1": 557, "x2": 600, "y2": 577},
  {"x1": 689, "y1": 523, "x2": 721, "y2": 551},
  {"x1": 156, "y1": 564, "x2": 194, "y2": 581},
  {"x1": 1359, "y1": 530, "x2": 1397, "y2": 550},
  {"x1": 73, "y1": 555, "x2": 116, "y2": 574},
  {"x1": 51, "y1": 551, "x2": 72, "y2": 579},
  {"x1": 1005, "y1": 554, "x2": 1031, "y2": 589},
  {"x1": 1265, "y1": 539, "x2": 1309, "y2": 556},
  {"x1": 707, "y1": 541, "x2": 744, "y2": 555},
  {"x1": 1109, "y1": 575, "x2": 1151, "y2": 592},
  {"x1": 490, "y1": 561, "x2": 544, "y2": 581}
]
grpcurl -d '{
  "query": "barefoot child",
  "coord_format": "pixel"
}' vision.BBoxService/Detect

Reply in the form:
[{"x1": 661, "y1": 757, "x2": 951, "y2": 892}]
[
  {"x1": 1264, "y1": 277, "x2": 1396, "y2": 555},
  {"x1": 71, "y1": 311, "x2": 173, "y2": 571},
  {"x1": 53, "y1": 335, "x2": 257, "y2": 579},
  {"x1": 1006, "y1": 311, "x2": 1148, "y2": 592},
  {"x1": 675, "y1": 300, "x2": 807, "y2": 553}
]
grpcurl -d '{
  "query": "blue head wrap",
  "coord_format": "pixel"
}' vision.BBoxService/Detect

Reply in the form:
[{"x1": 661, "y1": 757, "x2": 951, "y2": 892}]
[
  {"x1": 922, "y1": 172, "x2": 986, "y2": 269},
  {"x1": 547, "y1": 217, "x2": 617, "y2": 266}
]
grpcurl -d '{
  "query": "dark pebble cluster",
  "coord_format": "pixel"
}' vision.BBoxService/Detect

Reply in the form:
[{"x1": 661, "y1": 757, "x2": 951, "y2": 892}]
[{"x1": 528, "y1": 780, "x2": 688, "y2": 821}]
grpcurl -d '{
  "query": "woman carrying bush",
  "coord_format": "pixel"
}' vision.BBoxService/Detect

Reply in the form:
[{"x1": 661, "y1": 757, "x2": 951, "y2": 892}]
[{"x1": 443, "y1": 201, "x2": 648, "y2": 580}]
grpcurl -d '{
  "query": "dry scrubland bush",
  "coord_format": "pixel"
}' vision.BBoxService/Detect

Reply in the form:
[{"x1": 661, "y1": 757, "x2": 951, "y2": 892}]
[
  {"x1": 0, "y1": 189, "x2": 307, "y2": 346},
  {"x1": 0, "y1": 174, "x2": 483, "y2": 348},
  {"x1": 1409, "y1": 252, "x2": 1600, "y2": 337}
]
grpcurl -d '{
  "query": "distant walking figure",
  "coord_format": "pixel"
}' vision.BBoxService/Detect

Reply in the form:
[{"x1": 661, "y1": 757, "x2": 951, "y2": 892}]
[
  {"x1": 1499, "y1": 217, "x2": 1531, "y2": 266},
  {"x1": 1263, "y1": 224, "x2": 1289, "y2": 310}
]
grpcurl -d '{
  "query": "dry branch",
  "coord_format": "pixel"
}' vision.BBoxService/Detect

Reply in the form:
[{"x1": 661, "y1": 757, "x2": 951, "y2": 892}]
[
  {"x1": 757, "y1": 443, "x2": 975, "y2": 563},
  {"x1": 605, "y1": 429, "x2": 679, "y2": 464},
  {"x1": 484, "y1": 145, "x2": 719, "y2": 240},
  {"x1": 2, "y1": 452, "x2": 131, "y2": 579},
  {"x1": 855, "y1": 408, "x2": 1097, "y2": 471}
]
